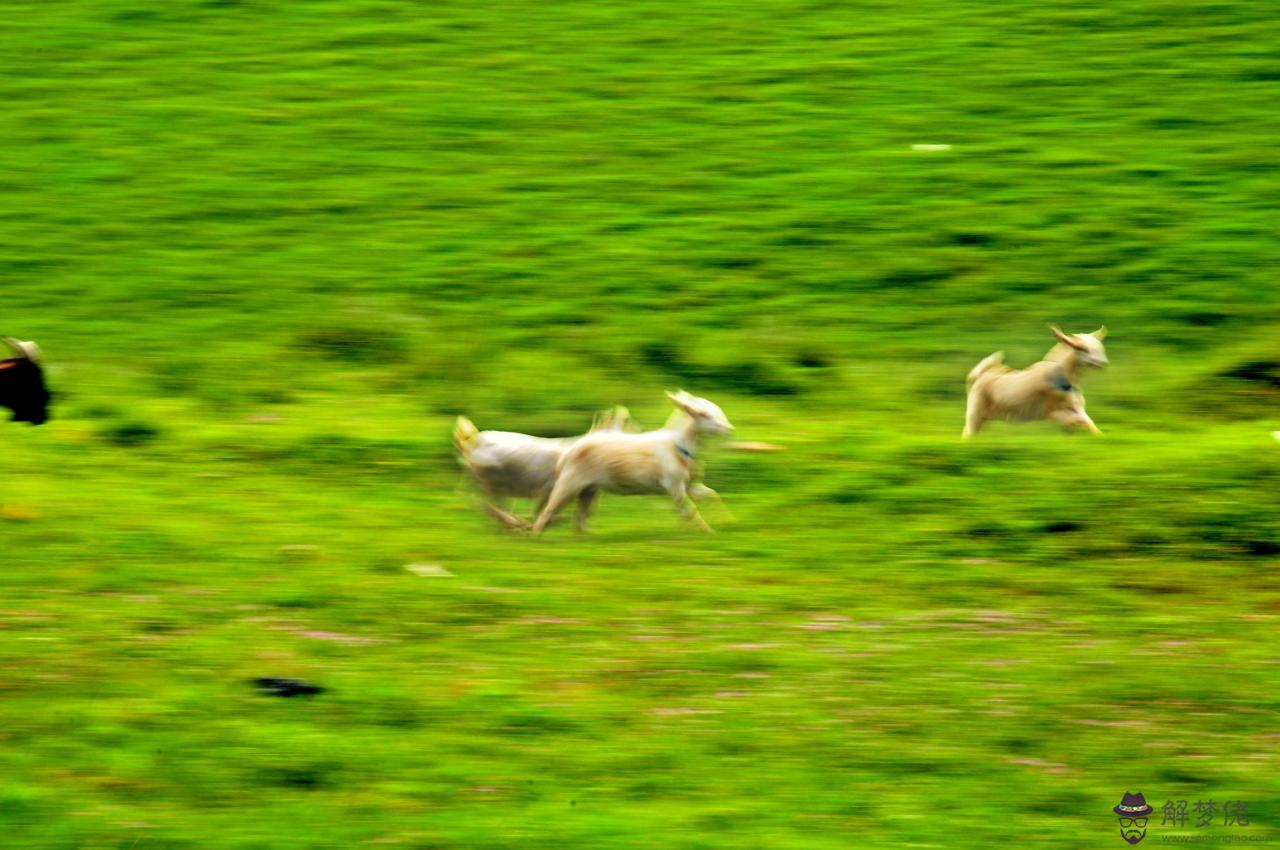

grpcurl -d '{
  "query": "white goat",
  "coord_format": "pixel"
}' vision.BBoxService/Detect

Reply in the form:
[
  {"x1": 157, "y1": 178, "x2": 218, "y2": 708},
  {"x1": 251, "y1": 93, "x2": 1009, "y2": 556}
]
[
  {"x1": 531, "y1": 391, "x2": 734, "y2": 535},
  {"x1": 454, "y1": 406, "x2": 632, "y2": 530},
  {"x1": 964, "y1": 326, "x2": 1108, "y2": 439}
]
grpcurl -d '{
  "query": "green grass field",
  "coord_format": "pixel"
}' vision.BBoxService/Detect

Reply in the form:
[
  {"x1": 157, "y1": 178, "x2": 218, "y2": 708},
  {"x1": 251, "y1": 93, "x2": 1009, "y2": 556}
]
[{"x1": 2, "y1": 1, "x2": 1279, "y2": 847}]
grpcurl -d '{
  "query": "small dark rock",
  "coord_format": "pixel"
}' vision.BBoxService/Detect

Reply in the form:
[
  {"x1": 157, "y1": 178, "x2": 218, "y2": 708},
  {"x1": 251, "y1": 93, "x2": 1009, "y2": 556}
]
[
  {"x1": 252, "y1": 677, "x2": 326, "y2": 697},
  {"x1": 948, "y1": 231, "x2": 996, "y2": 247},
  {"x1": 795, "y1": 352, "x2": 831, "y2": 369}
]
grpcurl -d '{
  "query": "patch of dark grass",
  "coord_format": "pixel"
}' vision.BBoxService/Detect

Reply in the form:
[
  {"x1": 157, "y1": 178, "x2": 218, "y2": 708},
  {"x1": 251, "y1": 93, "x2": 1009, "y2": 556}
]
[
  {"x1": 1220, "y1": 359, "x2": 1280, "y2": 389},
  {"x1": 294, "y1": 327, "x2": 410, "y2": 365},
  {"x1": 639, "y1": 342, "x2": 801, "y2": 396},
  {"x1": 100, "y1": 420, "x2": 163, "y2": 447},
  {"x1": 283, "y1": 434, "x2": 425, "y2": 471}
]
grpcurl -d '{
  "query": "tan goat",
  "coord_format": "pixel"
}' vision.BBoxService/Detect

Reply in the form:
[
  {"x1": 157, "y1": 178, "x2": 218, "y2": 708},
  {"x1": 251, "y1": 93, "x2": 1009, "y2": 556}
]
[
  {"x1": 963, "y1": 326, "x2": 1108, "y2": 439},
  {"x1": 531, "y1": 391, "x2": 733, "y2": 535},
  {"x1": 454, "y1": 406, "x2": 632, "y2": 529}
]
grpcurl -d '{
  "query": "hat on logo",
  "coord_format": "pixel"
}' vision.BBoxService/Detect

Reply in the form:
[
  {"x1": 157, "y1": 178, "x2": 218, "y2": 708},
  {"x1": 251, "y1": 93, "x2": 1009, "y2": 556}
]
[{"x1": 1114, "y1": 792, "x2": 1155, "y2": 818}]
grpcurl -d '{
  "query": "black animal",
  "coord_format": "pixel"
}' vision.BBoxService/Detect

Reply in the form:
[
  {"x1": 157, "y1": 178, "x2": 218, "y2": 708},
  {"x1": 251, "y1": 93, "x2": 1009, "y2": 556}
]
[{"x1": 0, "y1": 337, "x2": 50, "y2": 425}]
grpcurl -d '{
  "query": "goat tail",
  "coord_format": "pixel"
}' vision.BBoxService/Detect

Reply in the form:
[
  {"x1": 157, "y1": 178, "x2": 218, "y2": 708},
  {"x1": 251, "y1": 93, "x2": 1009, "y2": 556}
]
[
  {"x1": 591, "y1": 405, "x2": 632, "y2": 432},
  {"x1": 453, "y1": 416, "x2": 480, "y2": 460},
  {"x1": 967, "y1": 351, "x2": 1005, "y2": 389}
]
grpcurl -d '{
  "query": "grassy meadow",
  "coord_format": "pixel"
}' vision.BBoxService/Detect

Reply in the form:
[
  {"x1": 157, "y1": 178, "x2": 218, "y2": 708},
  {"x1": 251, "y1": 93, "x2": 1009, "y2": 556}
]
[{"x1": 2, "y1": 0, "x2": 1279, "y2": 847}]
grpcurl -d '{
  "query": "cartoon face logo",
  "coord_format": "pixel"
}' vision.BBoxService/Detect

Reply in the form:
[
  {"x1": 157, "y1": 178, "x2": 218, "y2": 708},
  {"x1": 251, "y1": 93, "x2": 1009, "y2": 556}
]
[{"x1": 1114, "y1": 793, "x2": 1155, "y2": 844}]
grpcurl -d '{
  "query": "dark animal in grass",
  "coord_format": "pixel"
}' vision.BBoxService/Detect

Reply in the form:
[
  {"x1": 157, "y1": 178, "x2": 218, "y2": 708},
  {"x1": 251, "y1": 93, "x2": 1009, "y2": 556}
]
[{"x1": 0, "y1": 337, "x2": 50, "y2": 425}]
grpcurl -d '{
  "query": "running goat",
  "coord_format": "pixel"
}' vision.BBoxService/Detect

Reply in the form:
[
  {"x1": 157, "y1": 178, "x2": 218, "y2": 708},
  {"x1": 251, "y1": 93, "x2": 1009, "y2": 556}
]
[
  {"x1": 455, "y1": 406, "x2": 632, "y2": 530},
  {"x1": 531, "y1": 391, "x2": 733, "y2": 535},
  {"x1": 963, "y1": 326, "x2": 1108, "y2": 439}
]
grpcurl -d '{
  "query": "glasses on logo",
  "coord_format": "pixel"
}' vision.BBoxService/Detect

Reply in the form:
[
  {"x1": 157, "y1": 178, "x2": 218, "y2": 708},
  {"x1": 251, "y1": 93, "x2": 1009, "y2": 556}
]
[{"x1": 1118, "y1": 817, "x2": 1149, "y2": 828}]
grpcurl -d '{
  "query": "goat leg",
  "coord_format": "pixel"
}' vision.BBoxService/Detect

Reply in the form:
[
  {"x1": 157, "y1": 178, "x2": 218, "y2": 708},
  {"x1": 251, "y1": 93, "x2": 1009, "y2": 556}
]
[
  {"x1": 689, "y1": 483, "x2": 733, "y2": 523},
  {"x1": 669, "y1": 481, "x2": 713, "y2": 533},
  {"x1": 484, "y1": 500, "x2": 530, "y2": 530},
  {"x1": 574, "y1": 487, "x2": 599, "y2": 534},
  {"x1": 532, "y1": 477, "x2": 578, "y2": 535}
]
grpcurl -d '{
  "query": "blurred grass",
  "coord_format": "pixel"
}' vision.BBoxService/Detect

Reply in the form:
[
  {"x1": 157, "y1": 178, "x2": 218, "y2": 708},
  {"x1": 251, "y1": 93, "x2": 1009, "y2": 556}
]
[{"x1": 1, "y1": 0, "x2": 1279, "y2": 847}]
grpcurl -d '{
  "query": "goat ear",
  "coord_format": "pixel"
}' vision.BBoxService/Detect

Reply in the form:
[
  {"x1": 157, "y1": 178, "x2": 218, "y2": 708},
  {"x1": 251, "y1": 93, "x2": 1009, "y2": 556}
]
[
  {"x1": 1092, "y1": 325, "x2": 1107, "y2": 340},
  {"x1": 1049, "y1": 325, "x2": 1087, "y2": 351},
  {"x1": 666, "y1": 390, "x2": 698, "y2": 415}
]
